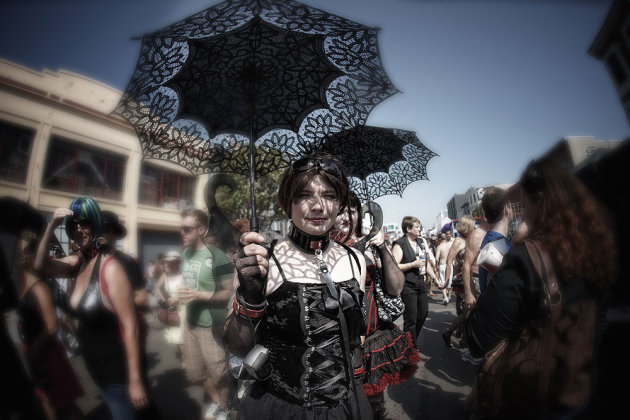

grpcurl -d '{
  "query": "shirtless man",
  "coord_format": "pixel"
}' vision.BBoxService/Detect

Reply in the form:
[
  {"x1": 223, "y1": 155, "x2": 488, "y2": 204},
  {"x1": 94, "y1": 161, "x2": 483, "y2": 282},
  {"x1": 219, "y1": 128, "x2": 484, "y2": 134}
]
[
  {"x1": 463, "y1": 219, "x2": 488, "y2": 312},
  {"x1": 434, "y1": 231, "x2": 455, "y2": 304}
]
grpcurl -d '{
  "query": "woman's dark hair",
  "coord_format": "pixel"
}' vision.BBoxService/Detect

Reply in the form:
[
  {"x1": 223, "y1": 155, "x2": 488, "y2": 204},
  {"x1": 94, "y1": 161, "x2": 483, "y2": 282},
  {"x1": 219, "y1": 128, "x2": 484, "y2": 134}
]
[
  {"x1": 278, "y1": 153, "x2": 350, "y2": 218},
  {"x1": 348, "y1": 192, "x2": 362, "y2": 238},
  {"x1": 520, "y1": 159, "x2": 617, "y2": 288}
]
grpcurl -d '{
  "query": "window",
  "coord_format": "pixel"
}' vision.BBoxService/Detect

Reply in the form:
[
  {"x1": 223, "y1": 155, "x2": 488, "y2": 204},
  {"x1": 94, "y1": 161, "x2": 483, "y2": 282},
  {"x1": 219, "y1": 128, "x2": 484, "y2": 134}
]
[
  {"x1": 0, "y1": 121, "x2": 34, "y2": 184},
  {"x1": 139, "y1": 163, "x2": 195, "y2": 210},
  {"x1": 43, "y1": 137, "x2": 126, "y2": 200}
]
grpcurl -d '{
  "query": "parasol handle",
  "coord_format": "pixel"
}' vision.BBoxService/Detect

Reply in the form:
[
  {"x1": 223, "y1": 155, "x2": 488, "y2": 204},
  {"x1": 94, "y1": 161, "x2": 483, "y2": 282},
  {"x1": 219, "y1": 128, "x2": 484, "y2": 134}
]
[{"x1": 353, "y1": 202, "x2": 383, "y2": 252}]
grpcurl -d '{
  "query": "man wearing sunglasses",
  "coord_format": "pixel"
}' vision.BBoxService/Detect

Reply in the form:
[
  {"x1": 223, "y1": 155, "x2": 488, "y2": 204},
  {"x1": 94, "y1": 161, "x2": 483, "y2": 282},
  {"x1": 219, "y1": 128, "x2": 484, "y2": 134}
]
[{"x1": 177, "y1": 208, "x2": 234, "y2": 420}]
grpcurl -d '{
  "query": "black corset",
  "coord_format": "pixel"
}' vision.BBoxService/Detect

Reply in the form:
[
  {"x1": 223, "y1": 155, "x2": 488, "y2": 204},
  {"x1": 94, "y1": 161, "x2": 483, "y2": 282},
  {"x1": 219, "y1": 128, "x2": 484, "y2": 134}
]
[{"x1": 262, "y1": 279, "x2": 364, "y2": 407}]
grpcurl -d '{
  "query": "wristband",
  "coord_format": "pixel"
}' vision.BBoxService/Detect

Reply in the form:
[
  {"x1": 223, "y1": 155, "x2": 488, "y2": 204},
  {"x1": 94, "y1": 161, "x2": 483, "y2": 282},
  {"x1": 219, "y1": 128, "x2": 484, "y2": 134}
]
[{"x1": 233, "y1": 288, "x2": 266, "y2": 319}]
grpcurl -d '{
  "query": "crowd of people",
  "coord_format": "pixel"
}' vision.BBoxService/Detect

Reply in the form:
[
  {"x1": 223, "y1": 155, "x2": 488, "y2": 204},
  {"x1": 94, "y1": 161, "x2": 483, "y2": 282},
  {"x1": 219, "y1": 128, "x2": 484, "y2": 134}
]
[{"x1": 0, "y1": 155, "x2": 618, "y2": 420}]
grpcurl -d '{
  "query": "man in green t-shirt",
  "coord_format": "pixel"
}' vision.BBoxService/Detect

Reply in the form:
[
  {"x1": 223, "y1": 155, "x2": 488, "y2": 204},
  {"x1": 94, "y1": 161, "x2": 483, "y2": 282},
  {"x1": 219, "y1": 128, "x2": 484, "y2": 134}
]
[{"x1": 177, "y1": 208, "x2": 234, "y2": 420}]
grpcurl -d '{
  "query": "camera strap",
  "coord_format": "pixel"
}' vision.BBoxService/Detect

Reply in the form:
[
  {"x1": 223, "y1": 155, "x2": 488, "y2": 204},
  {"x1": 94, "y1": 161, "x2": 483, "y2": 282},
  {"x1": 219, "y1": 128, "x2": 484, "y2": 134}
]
[{"x1": 314, "y1": 249, "x2": 338, "y2": 300}]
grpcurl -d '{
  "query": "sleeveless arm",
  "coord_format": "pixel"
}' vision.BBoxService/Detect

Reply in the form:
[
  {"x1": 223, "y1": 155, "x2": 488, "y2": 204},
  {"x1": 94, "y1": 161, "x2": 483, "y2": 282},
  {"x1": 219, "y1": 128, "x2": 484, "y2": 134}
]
[
  {"x1": 376, "y1": 244, "x2": 404, "y2": 296},
  {"x1": 101, "y1": 258, "x2": 148, "y2": 409}
]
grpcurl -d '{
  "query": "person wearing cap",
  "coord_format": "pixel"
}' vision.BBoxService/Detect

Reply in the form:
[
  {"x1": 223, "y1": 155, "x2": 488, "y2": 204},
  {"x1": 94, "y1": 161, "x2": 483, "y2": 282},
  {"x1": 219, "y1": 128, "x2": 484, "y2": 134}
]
[
  {"x1": 98, "y1": 211, "x2": 149, "y2": 311},
  {"x1": 155, "y1": 250, "x2": 186, "y2": 357}
]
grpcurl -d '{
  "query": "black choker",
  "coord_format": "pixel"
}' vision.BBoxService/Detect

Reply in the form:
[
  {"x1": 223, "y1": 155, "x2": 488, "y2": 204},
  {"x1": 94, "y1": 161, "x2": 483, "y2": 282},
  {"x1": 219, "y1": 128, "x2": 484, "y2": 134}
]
[{"x1": 288, "y1": 223, "x2": 330, "y2": 254}]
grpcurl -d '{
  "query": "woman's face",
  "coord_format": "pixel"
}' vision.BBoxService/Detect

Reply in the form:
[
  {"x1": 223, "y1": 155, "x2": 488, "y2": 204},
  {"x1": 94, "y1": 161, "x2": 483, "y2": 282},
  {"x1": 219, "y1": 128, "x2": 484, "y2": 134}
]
[
  {"x1": 334, "y1": 205, "x2": 359, "y2": 238},
  {"x1": 71, "y1": 219, "x2": 94, "y2": 250},
  {"x1": 291, "y1": 174, "x2": 340, "y2": 236}
]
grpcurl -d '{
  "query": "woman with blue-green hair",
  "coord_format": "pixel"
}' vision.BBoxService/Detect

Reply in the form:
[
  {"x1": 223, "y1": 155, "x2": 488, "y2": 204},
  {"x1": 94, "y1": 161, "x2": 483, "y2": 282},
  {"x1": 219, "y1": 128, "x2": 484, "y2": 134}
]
[{"x1": 35, "y1": 197, "x2": 149, "y2": 419}]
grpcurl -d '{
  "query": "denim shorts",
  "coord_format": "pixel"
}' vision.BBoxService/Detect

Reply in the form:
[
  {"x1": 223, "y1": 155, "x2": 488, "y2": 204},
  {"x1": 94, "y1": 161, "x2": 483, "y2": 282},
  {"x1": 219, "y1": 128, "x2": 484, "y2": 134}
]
[{"x1": 101, "y1": 383, "x2": 135, "y2": 420}]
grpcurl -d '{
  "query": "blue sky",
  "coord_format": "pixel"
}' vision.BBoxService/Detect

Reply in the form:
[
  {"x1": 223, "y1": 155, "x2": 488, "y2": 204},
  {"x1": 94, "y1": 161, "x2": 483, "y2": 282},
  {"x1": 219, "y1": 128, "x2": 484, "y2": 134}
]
[{"x1": 1, "y1": 0, "x2": 628, "y2": 227}]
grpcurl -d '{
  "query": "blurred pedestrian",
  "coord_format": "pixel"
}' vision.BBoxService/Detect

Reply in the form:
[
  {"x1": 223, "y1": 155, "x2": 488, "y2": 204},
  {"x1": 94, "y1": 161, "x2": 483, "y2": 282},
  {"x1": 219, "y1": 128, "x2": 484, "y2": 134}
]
[
  {"x1": 155, "y1": 250, "x2": 186, "y2": 358},
  {"x1": 17, "y1": 228, "x2": 84, "y2": 419},
  {"x1": 435, "y1": 231, "x2": 455, "y2": 304},
  {"x1": 35, "y1": 197, "x2": 150, "y2": 419},
  {"x1": 466, "y1": 159, "x2": 617, "y2": 419},
  {"x1": 441, "y1": 215, "x2": 475, "y2": 348},
  {"x1": 392, "y1": 216, "x2": 437, "y2": 349},
  {"x1": 178, "y1": 209, "x2": 234, "y2": 420}
]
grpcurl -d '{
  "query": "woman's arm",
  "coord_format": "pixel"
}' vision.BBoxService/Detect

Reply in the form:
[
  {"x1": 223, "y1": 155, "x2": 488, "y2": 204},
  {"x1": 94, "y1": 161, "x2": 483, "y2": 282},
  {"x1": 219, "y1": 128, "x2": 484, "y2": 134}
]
[
  {"x1": 30, "y1": 281, "x2": 59, "y2": 353},
  {"x1": 224, "y1": 232, "x2": 269, "y2": 358},
  {"x1": 102, "y1": 259, "x2": 148, "y2": 409},
  {"x1": 392, "y1": 243, "x2": 422, "y2": 272},
  {"x1": 350, "y1": 247, "x2": 367, "y2": 292},
  {"x1": 369, "y1": 233, "x2": 404, "y2": 296},
  {"x1": 34, "y1": 208, "x2": 77, "y2": 277}
]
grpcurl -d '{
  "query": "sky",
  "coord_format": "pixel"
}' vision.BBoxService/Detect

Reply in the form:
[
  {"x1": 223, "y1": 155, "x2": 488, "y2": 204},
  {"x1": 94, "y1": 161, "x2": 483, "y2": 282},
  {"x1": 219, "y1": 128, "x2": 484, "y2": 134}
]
[{"x1": 1, "y1": 0, "x2": 628, "y2": 228}]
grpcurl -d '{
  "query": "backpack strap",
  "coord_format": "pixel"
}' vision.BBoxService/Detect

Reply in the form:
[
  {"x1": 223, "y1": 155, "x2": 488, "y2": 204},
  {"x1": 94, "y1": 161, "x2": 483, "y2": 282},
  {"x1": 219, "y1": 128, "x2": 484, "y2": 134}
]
[{"x1": 524, "y1": 239, "x2": 561, "y2": 403}]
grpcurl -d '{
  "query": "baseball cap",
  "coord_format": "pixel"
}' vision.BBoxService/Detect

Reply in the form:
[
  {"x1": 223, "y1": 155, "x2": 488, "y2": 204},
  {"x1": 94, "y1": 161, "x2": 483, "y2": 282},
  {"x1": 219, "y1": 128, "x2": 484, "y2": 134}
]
[{"x1": 164, "y1": 250, "x2": 181, "y2": 261}]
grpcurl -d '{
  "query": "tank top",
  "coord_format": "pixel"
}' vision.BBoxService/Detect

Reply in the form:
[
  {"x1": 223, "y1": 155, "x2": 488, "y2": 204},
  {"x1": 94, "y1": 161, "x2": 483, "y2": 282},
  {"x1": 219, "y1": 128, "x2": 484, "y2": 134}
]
[
  {"x1": 68, "y1": 254, "x2": 127, "y2": 387},
  {"x1": 396, "y1": 236, "x2": 426, "y2": 291}
]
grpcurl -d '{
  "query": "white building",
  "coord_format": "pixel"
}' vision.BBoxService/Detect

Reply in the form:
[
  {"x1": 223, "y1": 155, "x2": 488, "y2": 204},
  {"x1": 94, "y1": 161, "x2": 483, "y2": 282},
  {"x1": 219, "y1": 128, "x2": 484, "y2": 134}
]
[{"x1": 0, "y1": 58, "x2": 209, "y2": 264}]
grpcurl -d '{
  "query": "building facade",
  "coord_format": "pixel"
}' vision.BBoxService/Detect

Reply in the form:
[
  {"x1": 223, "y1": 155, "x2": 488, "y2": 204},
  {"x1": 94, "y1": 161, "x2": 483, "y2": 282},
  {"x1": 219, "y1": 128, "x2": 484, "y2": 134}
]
[{"x1": 0, "y1": 58, "x2": 209, "y2": 266}]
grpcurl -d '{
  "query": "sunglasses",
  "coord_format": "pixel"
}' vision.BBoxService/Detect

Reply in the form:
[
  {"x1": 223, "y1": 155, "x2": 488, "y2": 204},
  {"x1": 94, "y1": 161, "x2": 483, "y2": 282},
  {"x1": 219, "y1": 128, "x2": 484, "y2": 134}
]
[
  {"x1": 69, "y1": 219, "x2": 92, "y2": 231},
  {"x1": 292, "y1": 157, "x2": 342, "y2": 178},
  {"x1": 180, "y1": 225, "x2": 202, "y2": 234}
]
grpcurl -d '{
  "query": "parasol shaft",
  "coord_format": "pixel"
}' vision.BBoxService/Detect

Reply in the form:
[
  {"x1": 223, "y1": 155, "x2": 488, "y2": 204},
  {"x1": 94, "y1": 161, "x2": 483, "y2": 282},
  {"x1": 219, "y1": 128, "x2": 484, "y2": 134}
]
[{"x1": 249, "y1": 102, "x2": 259, "y2": 232}]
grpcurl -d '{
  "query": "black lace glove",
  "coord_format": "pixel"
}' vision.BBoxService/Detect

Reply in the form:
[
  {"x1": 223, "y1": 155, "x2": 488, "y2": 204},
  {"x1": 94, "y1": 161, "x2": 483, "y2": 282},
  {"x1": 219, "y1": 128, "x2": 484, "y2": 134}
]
[{"x1": 233, "y1": 243, "x2": 267, "y2": 304}]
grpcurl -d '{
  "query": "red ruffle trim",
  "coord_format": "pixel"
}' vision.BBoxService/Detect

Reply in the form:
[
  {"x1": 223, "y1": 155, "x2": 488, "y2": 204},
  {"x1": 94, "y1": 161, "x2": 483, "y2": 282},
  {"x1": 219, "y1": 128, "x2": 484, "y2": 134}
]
[{"x1": 362, "y1": 331, "x2": 421, "y2": 396}]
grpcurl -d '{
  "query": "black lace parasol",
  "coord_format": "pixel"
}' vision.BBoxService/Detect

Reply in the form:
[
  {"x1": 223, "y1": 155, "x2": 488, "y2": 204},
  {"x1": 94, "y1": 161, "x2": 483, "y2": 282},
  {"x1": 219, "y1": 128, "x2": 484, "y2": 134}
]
[{"x1": 112, "y1": 0, "x2": 398, "y2": 230}]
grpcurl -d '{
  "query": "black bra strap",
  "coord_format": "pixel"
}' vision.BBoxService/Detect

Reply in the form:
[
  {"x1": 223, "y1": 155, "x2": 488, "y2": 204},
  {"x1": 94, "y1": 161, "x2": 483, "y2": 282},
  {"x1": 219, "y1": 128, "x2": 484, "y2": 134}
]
[{"x1": 339, "y1": 242, "x2": 361, "y2": 276}]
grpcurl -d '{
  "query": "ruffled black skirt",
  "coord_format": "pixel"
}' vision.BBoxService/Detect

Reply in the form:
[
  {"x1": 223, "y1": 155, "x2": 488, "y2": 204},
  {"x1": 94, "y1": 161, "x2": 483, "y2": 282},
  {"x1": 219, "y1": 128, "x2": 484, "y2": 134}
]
[
  {"x1": 361, "y1": 323, "x2": 420, "y2": 396},
  {"x1": 237, "y1": 381, "x2": 373, "y2": 420}
]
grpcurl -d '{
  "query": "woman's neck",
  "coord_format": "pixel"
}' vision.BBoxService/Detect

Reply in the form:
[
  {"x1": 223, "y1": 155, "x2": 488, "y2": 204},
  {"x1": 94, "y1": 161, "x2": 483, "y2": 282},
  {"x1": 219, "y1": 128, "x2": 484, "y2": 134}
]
[{"x1": 288, "y1": 223, "x2": 331, "y2": 254}]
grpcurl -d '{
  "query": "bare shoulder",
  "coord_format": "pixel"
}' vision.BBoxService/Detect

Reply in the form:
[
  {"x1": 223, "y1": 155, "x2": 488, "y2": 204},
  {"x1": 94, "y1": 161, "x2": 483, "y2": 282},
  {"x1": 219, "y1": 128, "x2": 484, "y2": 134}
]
[
  {"x1": 453, "y1": 236, "x2": 466, "y2": 249},
  {"x1": 102, "y1": 256, "x2": 129, "y2": 286},
  {"x1": 468, "y1": 228, "x2": 486, "y2": 246}
]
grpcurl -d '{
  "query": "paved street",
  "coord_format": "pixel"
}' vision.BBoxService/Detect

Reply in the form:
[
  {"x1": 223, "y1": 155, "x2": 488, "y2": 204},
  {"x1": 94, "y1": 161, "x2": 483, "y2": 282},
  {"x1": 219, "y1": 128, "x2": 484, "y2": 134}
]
[{"x1": 6, "y1": 291, "x2": 478, "y2": 420}]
